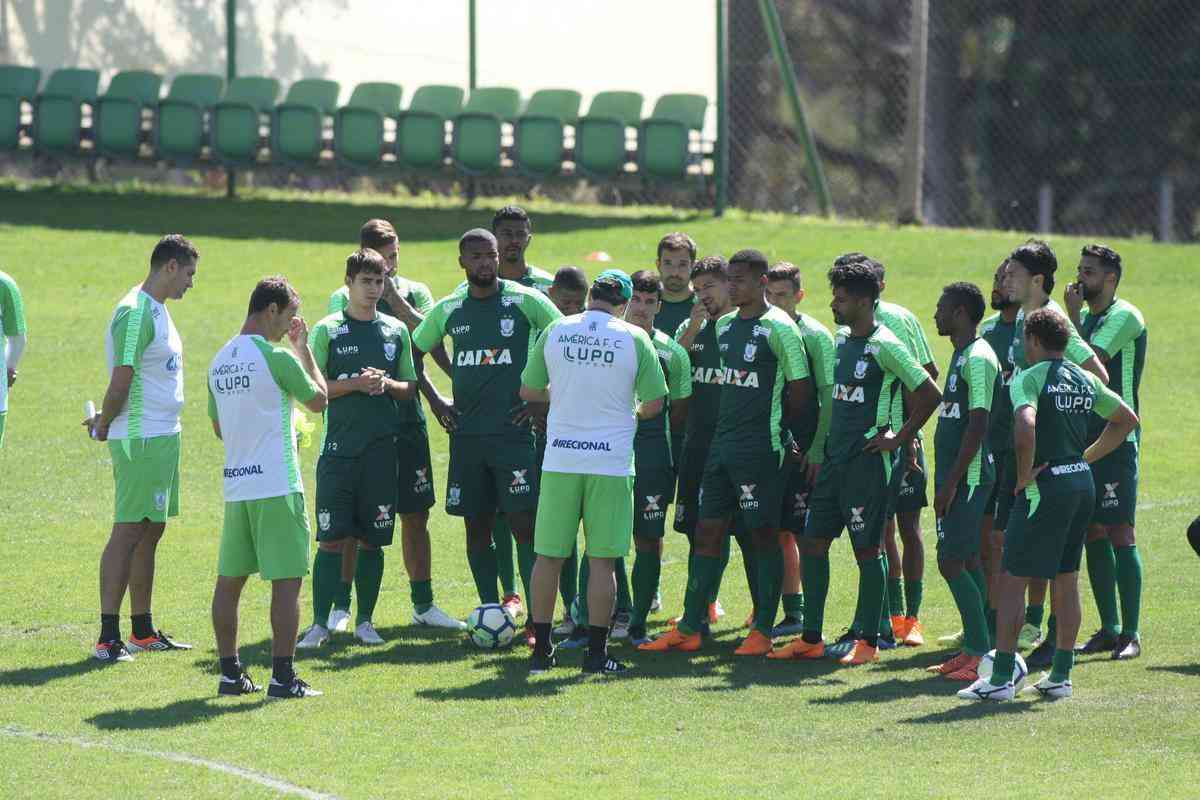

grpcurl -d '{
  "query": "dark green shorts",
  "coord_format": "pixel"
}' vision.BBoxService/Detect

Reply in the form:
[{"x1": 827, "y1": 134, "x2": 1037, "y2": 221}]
[
  {"x1": 673, "y1": 444, "x2": 709, "y2": 535},
  {"x1": 890, "y1": 439, "x2": 929, "y2": 514},
  {"x1": 446, "y1": 432, "x2": 539, "y2": 518},
  {"x1": 779, "y1": 461, "x2": 815, "y2": 534},
  {"x1": 633, "y1": 466, "x2": 676, "y2": 538},
  {"x1": 988, "y1": 449, "x2": 1017, "y2": 531},
  {"x1": 1002, "y1": 468, "x2": 1096, "y2": 579},
  {"x1": 803, "y1": 450, "x2": 895, "y2": 550},
  {"x1": 935, "y1": 480, "x2": 993, "y2": 562},
  {"x1": 315, "y1": 438, "x2": 398, "y2": 546},
  {"x1": 698, "y1": 446, "x2": 784, "y2": 531},
  {"x1": 1090, "y1": 440, "x2": 1138, "y2": 527},
  {"x1": 396, "y1": 425, "x2": 436, "y2": 515}
]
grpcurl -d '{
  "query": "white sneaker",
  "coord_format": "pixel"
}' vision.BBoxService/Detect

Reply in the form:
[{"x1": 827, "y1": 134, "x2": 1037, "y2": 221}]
[
  {"x1": 1024, "y1": 673, "x2": 1073, "y2": 699},
  {"x1": 296, "y1": 624, "x2": 329, "y2": 650},
  {"x1": 711, "y1": 598, "x2": 726, "y2": 619},
  {"x1": 957, "y1": 677, "x2": 1015, "y2": 702},
  {"x1": 553, "y1": 617, "x2": 577, "y2": 636},
  {"x1": 354, "y1": 621, "x2": 384, "y2": 645},
  {"x1": 649, "y1": 591, "x2": 662, "y2": 614},
  {"x1": 610, "y1": 611, "x2": 631, "y2": 640},
  {"x1": 413, "y1": 605, "x2": 468, "y2": 630},
  {"x1": 327, "y1": 608, "x2": 351, "y2": 633}
]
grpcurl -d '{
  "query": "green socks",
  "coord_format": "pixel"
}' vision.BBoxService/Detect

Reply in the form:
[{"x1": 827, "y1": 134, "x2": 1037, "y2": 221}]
[
  {"x1": 1046, "y1": 613, "x2": 1057, "y2": 643},
  {"x1": 800, "y1": 553, "x2": 830, "y2": 638},
  {"x1": 410, "y1": 579, "x2": 433, "y2": 615},
  {"x1": 967, "y1": 565, "x2": 988, "y2": 605},
  {"x1": 782, "y1": 593, "x2": 804, "y2": 619},
  {"x1": 312, "y1": 548, "x2": 342, "y2": 627},
  {"x1": 904, "y1": 579, "x2": 923, "y2": 619},
  {"x1": 753, "y1": 544, "x2": 783, "y2": 635},
  {"x1": 858, "y1": 557, "x2": 887, "y2": 646},
  {"x1": 1114, "y1": 544, "x2": 1143, "y2": 637},
  {"x1": 333, "y1": 575, "x2": 352, "y2": 613},
  {"x1": 1025, "y1": 603, "x2": 1045, "y2": 628},
  {"x1": 1085, "y1": 538, "x2": 1121, "y2": 635},
  {"x1": 467, "y1": 544, "x2": 501, "y2": 604},
  {"x1": 354, "y1": 548, "x2": 384, "y2": 625},
  {"x1": 990, "y1": 650, "x2": 1016, "y2": 685},
  {"x1": 887, "y1": 576, "x2": 904, "y2": 617},
  {"x1": 711, "y1": 533, "x2": 732, "y2": 604},
  {"x1": 1049, "y1": 648, "x2": 1074, "y2": 683},
  {"x1": 946, "y1": 570, "x2": 990, "y2": 656},
  {"x1": 493, "y1": 518, "x2": 517, "y2": 596},
  {"x1": 615, "y1": 557, "x2": 632, "y2": 613},
  {"x1": 560, "y1": 544, "x2": 578, "y2": 610},
  {"x1": 734, "y1": 531, "x2": 757, "y2": 609},
  {"x1": 630, "y1": 550, "x2": 661, "y2": 629},
  {"x1": 681, "y1": 555, "x2": 723, "y2": 634},
  {"x1": 516, "y1": 540, "x2": 536, "y2": 613}
]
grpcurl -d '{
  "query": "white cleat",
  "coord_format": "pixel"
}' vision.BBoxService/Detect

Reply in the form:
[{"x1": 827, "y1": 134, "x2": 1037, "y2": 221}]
[
  {"x1": 957, "y1": 677, "x2": 1015, "y2": 702},
  {"x1": 1024, "y1": 674, "x2": 1073, "y2": 699},
  {"x1": 327, "y1": 608, "x2": 351, "y2": 633},
  {"x1": 610, "y1": 611, "x2": 631, "y2": 640},
  {"x1": 412, "y1": 605, "x2": 468, "y2": 630},
  {"x1": 553, "y1": 617, "x2": 577, "y2": 637},
  {"x1": 296, "y1": 624, "x2": 329, "y2": 650},
  {"x1": 354, "y1": 621, "x2": 385, "y2": 645}
]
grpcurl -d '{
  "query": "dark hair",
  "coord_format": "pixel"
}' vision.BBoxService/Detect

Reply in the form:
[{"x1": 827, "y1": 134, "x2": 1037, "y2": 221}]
[
  {"x1": 1009, "y1": 239, "x2": 1058, "y2": 294},
  {"x1": 1023, "y1": 307, "x2": 1070, "y2": 352},
  {"x1": 492, "y1": 205, "x2": 530, "y2": 231},
  {"x1": 553, "y1": 266, "x2": 588, "y2": 293},
  {"x1": 591, "y1": 278, "x2": 626, "y2": 306},
  {"x1": 1081, "y1": 243, "x2": 1122, "y2": 285},
  {"x1": 630, "y1": 269, "x2": 663, "y2": 298},
  {"x1": 247, "y1": 275, "x2": 299, "y2": 315},
  {"x1": 657, "y1": 232, "x2": 697, "y2": 261},
  {"x1": 360, "y1": 218, "x2": 397, "y2": 250},
  {"x1": 346, "y1": 248, "x2": 387, "y2": 280},
  {"x1": 459, "y1": 228, "x2": 497, "y2": 253},
  {"x1": 729, "y1": 248, "x2": 769, "y2": 275},
  {"x1": 941, "y1": 281, "x2": 986, "y2": 325},
  {"x1": 828, "y1": 261, "x2": 881, "y2": 301},
  {"x1": 767, "y1": 261, "x2": 801, "y2": 290},
  {"x1": 150, "y1": 234, "x2": 198, "y2": 270},
  {"x1": 691, "y1": 255, "x2": 728, "y2": 281},
  {"x1": 833, "y1": 252, "x2": 885, "y2": 282}
]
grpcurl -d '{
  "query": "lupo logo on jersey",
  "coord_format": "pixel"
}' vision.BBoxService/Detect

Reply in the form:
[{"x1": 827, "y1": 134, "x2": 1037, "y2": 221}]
[
  {"x1": 558, "y1": 330, "x2": 620, "y2": 366},
  {"x1": 738, "y1": 484, "x2": 759, "y2": 510}
]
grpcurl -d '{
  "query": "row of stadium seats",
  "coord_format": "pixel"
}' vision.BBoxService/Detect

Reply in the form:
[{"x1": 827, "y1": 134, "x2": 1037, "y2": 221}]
[{"x1": 0, "y1": 66, "x2": 710, "y2": 181}]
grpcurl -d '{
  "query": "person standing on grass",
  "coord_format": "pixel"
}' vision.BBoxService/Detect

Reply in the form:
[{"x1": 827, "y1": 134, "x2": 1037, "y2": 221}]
[
  {"x1": 523, "y1": 269, "x2": 668, "y2": 676},
  {"x1": 86, "y1": 235, "x2": 197, "y2": 664},
  {"x1": 0, "y1": 268, "x2": 27, "y2": 449},
  {"x1": 209, "y1": 276, "x2": 328, "y2": 699}
]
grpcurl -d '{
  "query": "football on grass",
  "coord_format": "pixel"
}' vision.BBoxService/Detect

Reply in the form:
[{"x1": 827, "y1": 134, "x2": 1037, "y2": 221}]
[{"x1": 467, "y1": 603, "x2": 517, "y2": 649}]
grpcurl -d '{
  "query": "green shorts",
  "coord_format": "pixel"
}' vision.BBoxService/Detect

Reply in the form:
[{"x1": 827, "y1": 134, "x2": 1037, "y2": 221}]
[
  {"x1": 988, "y1": 449, "x2": 1017, "y2": 531},
  {"x1": 446, "y1": 432, "x2": 539, "y2": 518},
  {"x1": 633, "y1": 466, "x2": 675, "y2": 539},
  {"x1": 396, "y1": 426, "x2": 436, "y2": 515},
  {"x1": 779, "y1": 461, "x2": 815, "y2": 534},
  {"x1": 109, "y1": 433, "x2": 181, "y2": 524},
  {"x1": 219, "y1": 493, "x2": 311, "y2": 580},
  {"x1": 935, "y1": 480, "x2": 993, "y2": 562},
  {"x1": 698, "y1": 446, "x2": 785, "y2": 531},
  {"x1": 803, "y1": 450, "x2": 895, "y2": 551},
  {"x1": 672, "y1": 444, "x2": 710, "y2": 535},
  {"x1": 1091, "y1": 440, "x2": 1138, "y2": 527},
  {"x1": 315, "y1": 438, "x2": 398, "y2": 546},
  {"x1": 535, "y1": 470, "x2": 633, "y2": 558},
  {"x1": 890, "y1": 439, "x2": 929, "y2": 514},
  {"x1": 1002, "y1": 467, "x2": 1096, "y2": 579}
]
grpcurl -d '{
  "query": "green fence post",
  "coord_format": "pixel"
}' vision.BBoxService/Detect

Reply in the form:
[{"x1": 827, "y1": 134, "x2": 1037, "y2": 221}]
[
  {"x1": 225, "y1": 0, "x2": 237, "y2": 198},
  {"x1": 715, "y1": 0, "x2": 729, "y2": 216}
]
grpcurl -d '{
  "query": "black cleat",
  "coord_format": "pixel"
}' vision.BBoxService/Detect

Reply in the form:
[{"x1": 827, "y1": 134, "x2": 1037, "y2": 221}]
[
  {"x1": 582, "y1": 655, "x2": 631, "y2": 676},
  {"x1": 529, "y1": 646, "x2": 557, "y2": 675},
  {"x1": 1026, "y1": 637, "x2": 1055, "y2": 669},
  {"x1": 218, "y1": 670, "x2": 261, "y2": 696},
  {"x1": 127, "y1": 630, "x2": 193, "y2": 652},
  {"x1": 267, "y1": 675, "x2": 322, "y2": 699},
  {"x1": 826, "y1": 628, "x2": 859, "y2": 659},
  {"x1": 94, "y1": 639, "x2": 133, "y2": 663},
  {"x1": 1111, "y1": 633, "x2": 1141, "y2": 660},
  {"x1": 1075, "y1": 628, "x2": 1119, "y2": 655}
]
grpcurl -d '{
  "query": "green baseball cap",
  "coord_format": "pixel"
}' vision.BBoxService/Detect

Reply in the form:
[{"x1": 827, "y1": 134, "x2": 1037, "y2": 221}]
[{"x1": 594, "y1": 268, "x2": 633, "y2": 301}]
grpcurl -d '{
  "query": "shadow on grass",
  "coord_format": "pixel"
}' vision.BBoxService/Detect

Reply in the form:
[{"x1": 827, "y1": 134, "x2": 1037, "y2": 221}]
[
  {"x1": 309, "y1": 625, "x2": 471, "y2": 672},
  {"x1": 86, "y1": 696, "x2": 269, "y2": 731},
  {"x1": 1146, "y1": 663, "x2": 1200, "y2": 677},
  {"x1": 901, "y1": 701, "x2": 1047, "y2": 725},
  {"x1": 0, "y1": 658, "x2": 107, "y2": 687}
]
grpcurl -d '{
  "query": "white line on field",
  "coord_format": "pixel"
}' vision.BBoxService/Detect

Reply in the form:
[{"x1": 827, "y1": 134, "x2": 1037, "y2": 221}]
[{"x1": 0, "y1": 725, "x2": 341, "y2": 799}]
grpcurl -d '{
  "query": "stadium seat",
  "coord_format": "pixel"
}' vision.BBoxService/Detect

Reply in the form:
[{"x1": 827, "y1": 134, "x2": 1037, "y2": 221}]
[
  {"x1": 95, "y1": 70, "x2": 162, "y2": 159},
  {"x1": 452, "y1": 86, "x2": 521, "y2": 175},
  {"x1": 33, "y1": 68, "x2": 99, "y2": 155},
  {"x1": 0, "y1": 65, "x2": 40, "y2": 152},
  {"x1": 212, "y1": 76, "x2": 281, "y2": 166},
  {"x1": 575, "y1": 91, "x2": 643, "y2": 178},
  {"x1": 396, "y1": 84, "x2": 464, "y2": 169},
  {"x1": 155, "y1": 74, "x2": 224, "y2": 163},
  {"x1": 638, "y1": 93, "x2": 707, "y2": 180},
  {"x1": 273, "y1": 78, "x2": 340, "y2": 166},
  {"x1": 513, "y1": 88, "x2": 581, "y2": 179},
  {"x1": 335, "y1": 82, "x2": 403, "y2": 168}
]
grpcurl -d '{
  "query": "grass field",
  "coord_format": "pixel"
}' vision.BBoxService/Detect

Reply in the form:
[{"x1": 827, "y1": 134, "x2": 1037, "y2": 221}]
[{"x1": 1, "y1": 182, "x2": 1198, "y2": 799}]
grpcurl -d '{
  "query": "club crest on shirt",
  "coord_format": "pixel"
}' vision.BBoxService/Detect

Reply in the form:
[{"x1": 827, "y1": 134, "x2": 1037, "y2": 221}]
[
  {"x1": 318, "y1": 510, "x2": 331, "y2": 531},
  {"x1": 854, "y1": 359, "x2": 868, "y2": 379},
  {"x1": 154, "y1": 490, "x2": 167, "y2": 511},
  {"x1": 743, "y1": 342, "x2": 758, "y2": 362},
  {"x1": 499, "y1": 317, "x2": 515, "y2": 337},
  {"x1": 447, "y1": 485, "x2": 462, "y2": 507},
  {"x1": 383, "y1": 341, "x2": 397, "y2": 361},
  {"x1": 947, "y1": 372, "x2": 958, "y2": 392}
]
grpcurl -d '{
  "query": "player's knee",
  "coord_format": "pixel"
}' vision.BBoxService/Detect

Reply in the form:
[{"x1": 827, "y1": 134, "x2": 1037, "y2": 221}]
[
  {"x1": 1109, "y1": 524, "x2": 1135, "y2": 548},
  {"x1": 801, "y1": 537, "x2": 830, "y2": 557},
  {"x1": 937, "y1": 559, "x2": 964, "y2": 581},
  {"x1": 400, "y1": 511, "x2": 430, "y2": 534},
  {"x1": 634, "y1": 536, "x2": 661, "y2": 554},
  {"x1": 318, "y1": 541, "x2": 342, "y2": 553},
  {"x1": 853, "y1": 544, "x2": 880, "y2": 562},
  {"x1": 1085, "y1": 524, "x2": 1107, "y2": 543}
]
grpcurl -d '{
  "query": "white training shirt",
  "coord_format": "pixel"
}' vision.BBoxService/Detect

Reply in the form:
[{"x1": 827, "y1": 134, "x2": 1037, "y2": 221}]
[{"x1": 104, "y1": 286, "x2": 184, "y2": 440}]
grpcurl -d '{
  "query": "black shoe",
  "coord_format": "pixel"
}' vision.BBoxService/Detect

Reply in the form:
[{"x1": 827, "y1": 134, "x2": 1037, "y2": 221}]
[
  {"x1": 826, "y1": 628, "x2": 859, "y2": 659},
  {"x1": 218, "y1": 670, "x2": 261, "y2": 696},
  {"x1": 267, "y1": 675, "x2": 323, "y2": 699},
  {"x1": 529, "y1": 646, "x2": 557, "y2": 675},
  {"x1": 1075, "y1": 628, "x2": 1119, "y2": 655},
  {"x1": 93, "y1": 639, "x2": 134, "y2": 663},
  {"x1": 1112, "y1": 633, "x2": 1141, "y2": 660},
  {"x1": 1026, "y1": 637, "x2": 1055, "y2": 669},
  {"x1": 582, "y1": 655, "x2": 631, "y2": 676}
]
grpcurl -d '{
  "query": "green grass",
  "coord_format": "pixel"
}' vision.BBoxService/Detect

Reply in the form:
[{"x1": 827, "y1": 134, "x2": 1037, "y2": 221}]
[{"x1": 1, "y1": 183, "x2": 1198, "y2": 799}]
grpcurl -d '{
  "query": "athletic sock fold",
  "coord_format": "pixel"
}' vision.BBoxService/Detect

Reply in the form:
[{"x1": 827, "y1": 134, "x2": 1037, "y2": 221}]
[
  {"x1": 753, "y1": 544, "x2": 784, "y2": 635},
  {"x1": 887, "y1": 575, "x2": 905, "y2": 617},
  {"x1": 904, "y1": 578, "x2": 923, "y2": 619},
  {"x1": 219, "y1": 655, "x2": 241, "y2": 680},
  {"x1": 1049, "y1": 648, "x2": 1074, "y2": 683},
  {"x1": 271, "y1": 656, "x2": 294, "y2": 685},
  {"x1": 946, "y1": 570, "x2": 990, "y2": 656},
  {"x1": 100, "y1": 613, "x2": 120, "y2": 643}
]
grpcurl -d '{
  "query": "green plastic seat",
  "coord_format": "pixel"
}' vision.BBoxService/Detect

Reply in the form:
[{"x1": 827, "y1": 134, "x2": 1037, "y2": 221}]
[
  {"x1": 576, "y1": 91, "x2": 642, "y2": 178},
  {"x1": 639, "y1": 93, "x2": 707, "y2": 180},
  {"x1": 273, "y1": 78, "x2": 340, "y2": 165},
  {"x1": 95, "y1": 70, "x2": 162, "y2": 158},
  {"x1": 514, "y1": 89, "x2": 581, "y2": 178},
  {"x1": 156, "y1": 74, "x2": 224, "y2": 162},
  {"x1": 396, "y1": 85, "x2": 464, "y2": 169},
  {"x1": 212, "y1": 76, "x2": 280, "y2": 165},
  {"x1": 34, "y1": 68, "x2": 99, "y2": 154},
  {"x1": 452, "y1": 86, "x2": 521, "y2": 175},
  {"x1": 0, "y1": 65, "x2": 40, "y2": 152},
  {"x1": 335, "y1": 82, "x2": 402, "y2": 167}
]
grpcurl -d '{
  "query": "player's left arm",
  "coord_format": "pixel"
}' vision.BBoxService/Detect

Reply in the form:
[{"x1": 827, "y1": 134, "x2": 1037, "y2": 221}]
[
  {"x1": 1084, "y1": 374, "x2": 1139, "y2": 464},
  {"x1": 935, "y1": 350, "x2": 998, "y2": 515},
  {"x1": 771, "y1": 317, "x2": 814, "y2": 427},
  {"x1": 867, "y1": 338, "x2": 941, "y2": 453},
  {"x1": 633, "y1": 329, "x2": 668, "y2": 420},
  {"x1": 909, "y1": 316, "x2": 939, "y2": 381},
  {"x1": 518, "y1": 325, "x2": 552, "y2": 403},
  {"x1": 666, "y1": 338, "x2": 692, "y2": 432}
]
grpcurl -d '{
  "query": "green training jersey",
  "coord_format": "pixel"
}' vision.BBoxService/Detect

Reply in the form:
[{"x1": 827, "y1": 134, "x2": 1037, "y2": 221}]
[
  {"x1": 826, "y1": 324, "x2": 931, "y2": 464},
  {"x1": 876, "y1": 299, "x2": 935, "y2": 367},
  {"x1": 1011, "y1": 298, "x2": 1095, "y2": 372},
  {"x1": 634, "y1": 328, "x2": 692, "y2": 471},
  {"x1": 655, "y1": 294, "x2": 696, "y2": 340},
  {"x1": 712, "y1": 305, "x2": 809, "y2": 456},
  {"x1": 675, "y1": 317, "x2": 724, "y2": 452},
  {"x1": 309, "y1": 311, "x2": 417, "y2": 457},
  {"x1": 1080, "y1": 297, "x2": 1146, "y2": 444},
  {"x1": 934, "y1": 337, "x2": 1001, "y2": 489},
  {"x1": 413, "y1": 280, "x2": 561, "y2": 438},
  {"x1": 980, "y1": 311, "x2": 1019, "y2": 454},
  {"x1": 789, "y1": 311, "x2": 836, "y2": 461},
  {"x1": 0, "y1": 270, "x2": 27, "y2": 414}
]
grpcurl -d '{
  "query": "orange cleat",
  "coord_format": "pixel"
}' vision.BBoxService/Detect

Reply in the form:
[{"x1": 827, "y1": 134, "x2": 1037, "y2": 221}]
[
  {"x1": 767, "y1": 637, "x2": 826, "y2": 660},
  {"x1": 944, "y1": 655, "x2": 982, "y2": 681},
  {"x1": 638, "y1": 628, "x2": 701, "y2": 652},
  {"x1": 743, "y1": 612, "x2": 755, "y2": 629},
  {"x1": 838, "y1": 639, "x2": 879, "y2": 665},
  {"x1": 902, "y1": 618, "x2": 925, "y2": 647},
  {"x1": 734, "y1": 629, "x2": 774, "y2": 656},
  {"x1": 891, "y1": 615, "x2": 910, "y2": 640},
  {"x1": 926, "y1": 651, "x2": 970, "y2": 675},
  {"x1": 502, "y1": 593, "x2": 525, "y2": 620}
]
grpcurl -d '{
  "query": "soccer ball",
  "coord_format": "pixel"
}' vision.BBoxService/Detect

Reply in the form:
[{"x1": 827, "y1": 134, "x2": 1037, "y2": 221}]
[
  {"x1": 978, "y1": 648, "x2": 1028, "y2": 692},
  {"x1": 467, "y1": 603, "x2": 517, "y2": 649}
]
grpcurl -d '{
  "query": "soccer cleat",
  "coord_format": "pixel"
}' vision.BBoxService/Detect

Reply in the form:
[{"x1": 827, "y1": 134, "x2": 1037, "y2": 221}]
[
  {"x1": 629, "y1": 627, "x2": 652, "y2": 646},
  {"x1": 877, "y1": 633, "x2": 899, "y2": 651},
  {"x1": 1017, "y1": 623, "x2": 1042, "y2": 650},
  {"x1": 958, "y1": 677, "x2": 1014, "y2": 702},
  {"x1": 926, "y1": 651, "x2": 970, "y2": 675},
  {"x1": 218, "y1": 671, "x2": 261, "y2": 696},
  {"x1": 327, "y1": 608, "x2": 351, "y2": 633},
  {"x1": 767, "y1": 637, "x2": 825, "y2": 660},
  {"x1": 296, "y1": 624, "x2": 329, "y2": 650},
  {"x1": 127, "y1": 630, "x2": 193, "y2": 653},
  {"x1": 771, "y1": 616, "x2": 804, "y2": 638},
  {"x1": 838, "y1": 640, "x2": 879, "y2": 665},
  {"x1": 267, "y1": 675, "x2": 322, "y2": 699},
  {"x1": 611, "y1": 611, "x2": 632, "y2": 640},
  {"x1": 649, "y1": 591, "x2": 662, "y2": 614},
  {"x1": 501, "y1": 593, "x2": 525, "y2": 620},
  {"x1": 1075, "y1": 628, "x2": 1119, "y2": 655},
  {"x1": 522, "y1": 624, "x2": 537, "y2": 649},
  {"x1": 826, "y1": 629, "x2": 859, "y2": 659},
  {"x1": 938, "y1": 629, "x2": 965, "y2": 646},
  {"x1": 638, "y1": 628, "x2": 701, "y2": 652},
  {"x1": 529, "y1": 646, "x2": 557, "y2": 675},
  {"x1": 891, "y1": 615, "x2": 911, "y2": 641},
  {"x1": 552, "y1": 617, "x2": 577, "y2": 637},
  {"x1": 1112, "y1": 634, "x2": 1141, "y2": 660},
  {"x1": 94, "y1": 639, "x2": 133, "y2": 663},
  {"x1": 944, "y1": 655, "x2": 983, "y2": 682},
  {"x1": 582, "y1": 655, "x2": 631, "y2": 676},
  {"x1": 354, "y1": 621, "x2": 385, "y2": 645},
  {"x1": 734, "y1": 629, "x2": 774, "y2": 656},
  {"x1": 557, "y1": 628, "x2": 589, "y2": 650},
  {"x1": 710, "y1": 599, "x2": 726, "y2": 623},
  {"x1": 1026, "y1": 638, "x2": 1054, "y2": 669},
  {"x1": 1024, "y1": 673, "x2": 1072, "y2": 699},
  {"x1": 902, "y1": 618, "x2": 925, "y2": 647},
  {"x1": 743, "y1": 611, "x2": 755, "y2": 629},
  {"x1": 412, "y1": 605, "x2": 468, "y2": 630}
]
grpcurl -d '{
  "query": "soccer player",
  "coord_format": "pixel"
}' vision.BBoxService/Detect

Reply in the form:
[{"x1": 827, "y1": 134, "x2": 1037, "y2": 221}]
[
  {"x1": 1064, "y1": 243, "x2": 1147, "y2": 660},
  {"x1": 653, "y1": 232, "x2": 699, "y2": 339},
  {"x1": 926, "y1": 282, "x2": 1001, "y2": 681},
  {"x1": 209, "y1": 276, "x2": 328, "y2": 698},
  {"x1": 324, "y1": 219, "x2": 462, "y2": 634},
  {"x1": 548, "y1": 266, "x2": 589, "y2": 316},
  {"x1": 959, "y1": 308, "x2": 1137, "y2": 701},
  {"x1": 0, "y1": 269, "x2": 27, "y2": 449},
  {"x1": 86, "y1": 235, "x2": 197, "y2": 662},
  {"x1": 523, "y1": 269, "x2": 668, "y2": 675},
  {"x1": 412, "y1": 229, "x2": 561, "y2": 635},
  {"x1": 764, "y1": 262, "x2": 835, "y2": 636},
  {"x1": 642, "y1": 249, "x2": 812, "y2": 657},
  {"x1": 300, "y1": 249, "x2": 419, "y2": 649},
  {"x1": 771, "y1": 261, "x2": 940, "y2": 665}
]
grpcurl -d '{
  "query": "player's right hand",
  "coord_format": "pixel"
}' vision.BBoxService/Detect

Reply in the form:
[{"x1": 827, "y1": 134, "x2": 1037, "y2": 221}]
[
  {"x1": 288, "y1": 315, "x2": 310, "y2": 348},
  {"x1": 359, "y1": 368, "x2": 387, "y2": 395},
  {"x1": 1063, "y1": 282, "x2": 1084, "y2": 318},
  {"x1": 688, "y1": 301, "x2": 710, "y2": 327},
  {"x1": 82, "y1": 414, "x2": 108, "y2": 441},
  {"x1": 428, "y1": 394, "x2": 458, "y2": 432}
]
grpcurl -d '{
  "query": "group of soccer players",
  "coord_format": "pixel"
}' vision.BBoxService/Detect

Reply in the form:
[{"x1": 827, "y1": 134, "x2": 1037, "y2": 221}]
[{"x1": 69, "y1": 203, "x2": 1153, "y2": 700}]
